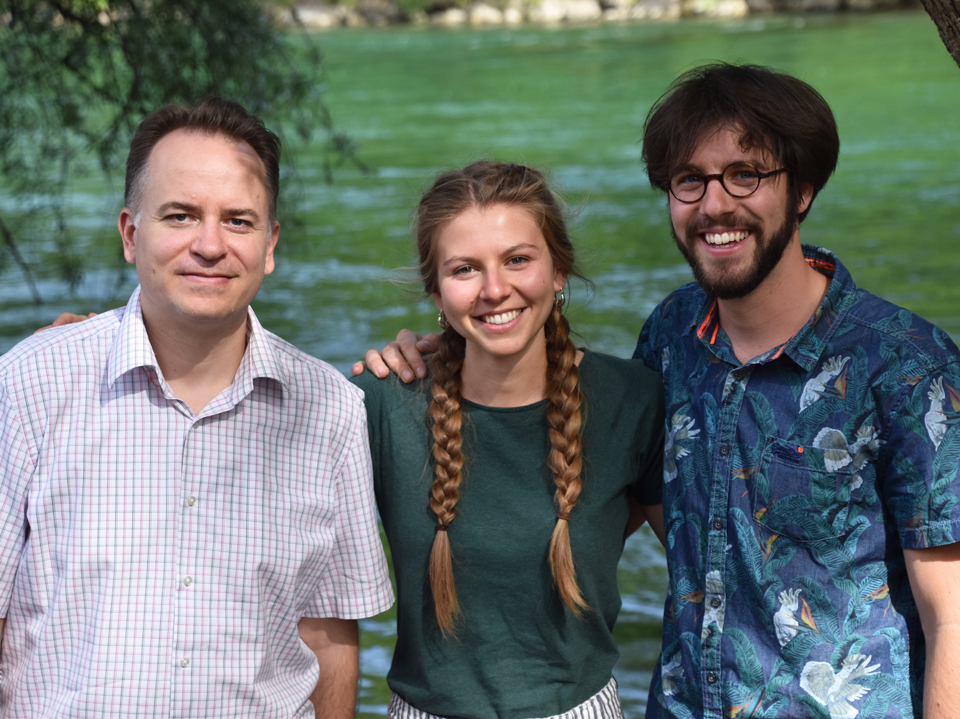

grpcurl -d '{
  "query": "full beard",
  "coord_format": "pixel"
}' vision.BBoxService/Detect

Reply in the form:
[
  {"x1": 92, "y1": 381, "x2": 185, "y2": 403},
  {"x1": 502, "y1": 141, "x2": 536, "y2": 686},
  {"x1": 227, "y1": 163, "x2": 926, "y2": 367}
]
[{"x1": 671, "y1": 203, "x2": 799, "y2": 301}]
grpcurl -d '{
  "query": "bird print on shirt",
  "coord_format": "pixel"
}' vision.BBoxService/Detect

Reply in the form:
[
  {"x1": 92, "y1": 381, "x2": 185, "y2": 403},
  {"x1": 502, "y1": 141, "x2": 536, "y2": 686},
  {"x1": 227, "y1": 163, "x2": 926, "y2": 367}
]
[
  {"x1": 665, "y1": 412, "x2": 699, "y2": 483},
  {"x1": 800, "y1": 652, "x2": 879, "y2": 719},
  {"x1": 799, "y1": 356, "x2": 850, "y2": 411},
  {"x1": 773, "y1": 588, "x2": 802, "y2": 647},
  {"x1": 923, "y1": 376, "x2": 960, "y2": 449}
]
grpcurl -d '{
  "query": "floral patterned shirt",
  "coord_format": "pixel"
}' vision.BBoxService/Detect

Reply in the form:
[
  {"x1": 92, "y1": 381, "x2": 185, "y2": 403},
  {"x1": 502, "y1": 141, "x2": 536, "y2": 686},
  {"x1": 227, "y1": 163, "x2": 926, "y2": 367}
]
[{"x1": 634, "y1": 245, "x2": 960, "y2": 719}]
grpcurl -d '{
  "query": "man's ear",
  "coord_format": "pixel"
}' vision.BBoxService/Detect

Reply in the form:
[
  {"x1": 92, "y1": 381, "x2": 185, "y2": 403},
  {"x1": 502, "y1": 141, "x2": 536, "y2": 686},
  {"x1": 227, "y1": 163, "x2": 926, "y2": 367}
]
[
  {"x1": 797, "y1": 183, "x2": 814, "y2": 217},
  {"x1": 119, "y1": 208, "x2": 137, "y2": 264},
  {"x1": 263, "y1": 221, "x2": 280, "y2": 276}
]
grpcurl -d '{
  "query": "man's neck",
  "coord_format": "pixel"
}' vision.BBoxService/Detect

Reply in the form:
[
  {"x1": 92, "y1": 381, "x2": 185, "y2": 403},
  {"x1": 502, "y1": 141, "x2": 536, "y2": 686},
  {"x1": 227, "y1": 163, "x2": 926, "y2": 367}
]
[
  {"x1": 717, "y1": 241, "x2": 830, "y2": 365},
  {"x1": 142, "y1": 310, "x2": 249, "y2": 415}
]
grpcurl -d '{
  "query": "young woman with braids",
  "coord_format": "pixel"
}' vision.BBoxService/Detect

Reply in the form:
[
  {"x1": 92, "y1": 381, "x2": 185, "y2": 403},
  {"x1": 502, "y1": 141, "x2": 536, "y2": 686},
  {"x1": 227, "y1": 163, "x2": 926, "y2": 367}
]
[{"x1": 352, "y1": 161, "x2": 666, "y2": 719}]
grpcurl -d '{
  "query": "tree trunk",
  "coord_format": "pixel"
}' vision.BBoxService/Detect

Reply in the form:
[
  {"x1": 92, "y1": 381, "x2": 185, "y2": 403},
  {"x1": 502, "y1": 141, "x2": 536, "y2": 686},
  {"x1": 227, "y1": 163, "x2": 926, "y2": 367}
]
[{"x1": 923, "y1": 0, "x2": 960, "y2": 69}]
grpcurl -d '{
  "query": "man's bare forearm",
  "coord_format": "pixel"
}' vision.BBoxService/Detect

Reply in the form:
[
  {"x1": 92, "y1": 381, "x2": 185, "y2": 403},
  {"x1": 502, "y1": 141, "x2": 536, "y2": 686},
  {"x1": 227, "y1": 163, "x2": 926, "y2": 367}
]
[
  {"x1": 298, "y1": 617, "x2": 360, "y2": 719},
  {"x1": 905, "y1": 543, "x2": 960, "y2": 718}
]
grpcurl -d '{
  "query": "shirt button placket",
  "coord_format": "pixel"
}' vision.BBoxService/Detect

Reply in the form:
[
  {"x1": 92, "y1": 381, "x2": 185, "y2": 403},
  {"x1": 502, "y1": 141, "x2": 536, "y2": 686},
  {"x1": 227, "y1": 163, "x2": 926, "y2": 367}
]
[
  {"x1": 702, "y1": 366, "x2": 747, "y2": 718},
  {"x1": 174, "y1": 421, "x2": 201, "y2": 695}
]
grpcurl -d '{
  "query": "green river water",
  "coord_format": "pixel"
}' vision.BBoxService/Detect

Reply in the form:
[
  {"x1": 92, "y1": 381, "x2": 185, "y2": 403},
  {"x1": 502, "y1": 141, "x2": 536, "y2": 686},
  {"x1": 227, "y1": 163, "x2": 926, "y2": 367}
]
[{"x1": 1, "y1": 10, "x2": 959, "y2": 716}]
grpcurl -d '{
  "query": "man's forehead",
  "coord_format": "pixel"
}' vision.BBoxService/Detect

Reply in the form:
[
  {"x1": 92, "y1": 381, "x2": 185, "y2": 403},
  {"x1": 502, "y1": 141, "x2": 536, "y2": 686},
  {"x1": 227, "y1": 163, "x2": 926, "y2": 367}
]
[
  {"x1": 142, "y1": 130, "x2": 269, "y2": 196},
  {"x1": 682, "y1": 124, "x2": 776, "y2": 167},
  {"x1": 147, "y1": 129, "x2": 262, "y2": 171}
]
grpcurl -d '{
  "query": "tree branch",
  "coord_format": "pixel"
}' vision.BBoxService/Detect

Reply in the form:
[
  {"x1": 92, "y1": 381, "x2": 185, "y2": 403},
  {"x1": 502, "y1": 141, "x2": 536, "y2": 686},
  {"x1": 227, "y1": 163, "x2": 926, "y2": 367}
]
[
  {"x1": 922, "y1": 0, "x2": 960, "y2": 68},
  {"x1": 0, "y1": 213, "x2": 43, "y2": 305}
]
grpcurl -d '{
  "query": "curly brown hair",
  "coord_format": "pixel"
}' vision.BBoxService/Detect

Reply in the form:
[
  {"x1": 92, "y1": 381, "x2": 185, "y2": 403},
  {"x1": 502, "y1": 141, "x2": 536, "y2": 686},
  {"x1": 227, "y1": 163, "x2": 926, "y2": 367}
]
[{"x1": 415, "y1": 161, "x2": 590, "y2": 636}]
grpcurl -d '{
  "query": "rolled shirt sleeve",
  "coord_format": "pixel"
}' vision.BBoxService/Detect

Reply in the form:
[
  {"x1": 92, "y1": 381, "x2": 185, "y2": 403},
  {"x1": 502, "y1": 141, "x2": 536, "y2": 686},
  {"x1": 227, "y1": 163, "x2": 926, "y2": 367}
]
[{"x1": 884, "y1": 365, "x2": 960, "y2": 549}]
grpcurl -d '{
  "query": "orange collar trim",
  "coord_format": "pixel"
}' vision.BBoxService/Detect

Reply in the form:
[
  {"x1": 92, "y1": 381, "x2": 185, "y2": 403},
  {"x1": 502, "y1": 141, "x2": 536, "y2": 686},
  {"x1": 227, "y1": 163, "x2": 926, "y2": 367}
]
[{"x1": 696, "y1": 298, "x2": 719, "y2": 341}]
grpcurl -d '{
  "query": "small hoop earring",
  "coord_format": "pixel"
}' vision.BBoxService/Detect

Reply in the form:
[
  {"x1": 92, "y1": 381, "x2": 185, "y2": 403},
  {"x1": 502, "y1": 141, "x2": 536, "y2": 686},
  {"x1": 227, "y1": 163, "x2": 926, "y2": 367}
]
[
  {"x1": 554, "y1": 290, "x2": 565, "y2": 308},
  {"x1": 438, "y1": 310, "x2": 449, "y2": 329}
]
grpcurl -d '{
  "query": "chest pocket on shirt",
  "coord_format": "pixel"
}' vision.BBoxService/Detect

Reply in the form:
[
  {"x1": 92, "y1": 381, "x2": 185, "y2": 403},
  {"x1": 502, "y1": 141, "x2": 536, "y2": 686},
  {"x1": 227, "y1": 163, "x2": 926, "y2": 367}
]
[{"x1": 751, "y1": 436, "x2": 865, "y2": 543}]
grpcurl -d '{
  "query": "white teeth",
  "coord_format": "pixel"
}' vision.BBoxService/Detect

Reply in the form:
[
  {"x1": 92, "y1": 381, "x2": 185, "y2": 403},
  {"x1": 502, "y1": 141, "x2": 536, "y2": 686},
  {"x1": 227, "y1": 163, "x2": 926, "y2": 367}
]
[
  {"x1": 704, "y1": 230, "x2": 748, "y2": 246},
  {"x1": 482, "y1": 309, "x2": 521, "y2": 325}
]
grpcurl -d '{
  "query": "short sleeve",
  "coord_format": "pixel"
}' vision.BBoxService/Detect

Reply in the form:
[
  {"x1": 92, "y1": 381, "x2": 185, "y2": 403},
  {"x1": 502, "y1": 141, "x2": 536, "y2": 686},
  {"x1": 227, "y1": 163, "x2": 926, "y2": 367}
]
[
  {"x1": 884, "y1": 365, "x2": 960, "y2": 549},
  {"x1": 632, "y1": 370, "x2": 666, "y2": 506},
  {"x1": 349, "y1": 370, "x2": 383, "y2": 487},
  {"x1": 303, "y1": 395, "x2": 394, "y2": 619},
  {"x1": 0, "y1": 384, "x2": 33, "y2": 616},
  {"x1": 633, "y1": 305, "x2": 663, "y2": 373}
]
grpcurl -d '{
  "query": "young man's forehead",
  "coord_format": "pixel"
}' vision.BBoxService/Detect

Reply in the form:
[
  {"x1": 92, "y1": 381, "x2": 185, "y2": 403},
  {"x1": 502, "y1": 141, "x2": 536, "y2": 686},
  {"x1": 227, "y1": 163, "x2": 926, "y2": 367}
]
[{"x1": 677, "y1": 124, "x2": 778, "y2": 168}]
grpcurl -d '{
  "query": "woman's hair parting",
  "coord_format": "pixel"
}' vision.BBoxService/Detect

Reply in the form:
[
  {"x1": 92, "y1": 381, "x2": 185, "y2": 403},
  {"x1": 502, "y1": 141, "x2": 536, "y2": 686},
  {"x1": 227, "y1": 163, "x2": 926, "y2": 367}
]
[{"x1": 415, "y1": 160, "x2": 589, "y2": 636}]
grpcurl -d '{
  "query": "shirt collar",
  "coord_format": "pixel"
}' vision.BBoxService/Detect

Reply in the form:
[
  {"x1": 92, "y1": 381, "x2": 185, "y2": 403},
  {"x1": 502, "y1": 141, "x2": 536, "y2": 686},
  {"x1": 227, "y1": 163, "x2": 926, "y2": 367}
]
[
  {"x1": 690, "y1": 245, "x2": 857, "y2": 370},
  {"x1": 106, "y1": 286, "x2": 289, "y2": 394}
]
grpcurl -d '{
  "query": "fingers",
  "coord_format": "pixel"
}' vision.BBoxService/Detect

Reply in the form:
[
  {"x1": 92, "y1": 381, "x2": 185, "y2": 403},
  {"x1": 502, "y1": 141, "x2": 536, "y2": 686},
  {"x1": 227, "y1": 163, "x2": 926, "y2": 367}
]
[
  {"x1": 416, "y1": 332, "x2": 440, "y2": 354},
  {"x1": 362, "y1": 348, "x2": 392, "y2": 379},
  {"x1": 393, "y1": 329, "x2": 432, "y2": 383},
  {"x1": 34, "y1": 312, "x2": 96, "y2": 334},
  {"x1": 354, "y1": 330, "x2": 441, "y2": 383},
  {"x1": 53, "y1": 312, "x2": 95, "y2": 326},
  {"x1": 379, "y1": 342, "x2": 416, "y2": 382}
]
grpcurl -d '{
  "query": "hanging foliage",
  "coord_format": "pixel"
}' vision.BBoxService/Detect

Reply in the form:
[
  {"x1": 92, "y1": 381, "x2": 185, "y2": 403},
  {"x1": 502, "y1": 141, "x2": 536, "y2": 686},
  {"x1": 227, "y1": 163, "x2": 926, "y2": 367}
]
[{"x1": 0, "y1": 0, "x2": 358, "y2": 300}]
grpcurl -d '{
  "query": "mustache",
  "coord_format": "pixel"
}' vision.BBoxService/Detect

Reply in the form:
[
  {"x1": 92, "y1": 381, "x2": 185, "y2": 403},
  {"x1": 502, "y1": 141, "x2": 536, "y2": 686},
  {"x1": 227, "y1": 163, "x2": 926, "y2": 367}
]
[{"x1": 686, "y1": 213, "x2": 761, "y2": 235}]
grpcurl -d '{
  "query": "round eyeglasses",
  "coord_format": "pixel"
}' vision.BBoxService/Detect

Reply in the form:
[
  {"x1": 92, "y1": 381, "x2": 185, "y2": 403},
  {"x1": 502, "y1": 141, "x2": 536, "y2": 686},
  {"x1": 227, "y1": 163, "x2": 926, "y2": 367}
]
[{"x1": 669, "y1": 162, "x2": 787, "y2": 203}]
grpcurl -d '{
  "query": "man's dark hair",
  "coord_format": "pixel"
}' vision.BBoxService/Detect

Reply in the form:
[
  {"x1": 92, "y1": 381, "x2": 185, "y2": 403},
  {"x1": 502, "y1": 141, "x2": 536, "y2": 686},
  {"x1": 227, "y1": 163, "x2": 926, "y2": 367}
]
[
  {"x1": 124, "y1": 97, "x2": 282, "y2": 224},
  {"x1": 642, "y1": 63, "x2": 839, "y2": 223}
]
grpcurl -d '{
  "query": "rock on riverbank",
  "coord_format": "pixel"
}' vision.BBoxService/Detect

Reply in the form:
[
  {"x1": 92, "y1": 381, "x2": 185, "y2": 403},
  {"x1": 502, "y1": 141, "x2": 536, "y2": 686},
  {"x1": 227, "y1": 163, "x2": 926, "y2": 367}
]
[{"x1": 276, "y1": 0, "x2": 918, "y2": 28}]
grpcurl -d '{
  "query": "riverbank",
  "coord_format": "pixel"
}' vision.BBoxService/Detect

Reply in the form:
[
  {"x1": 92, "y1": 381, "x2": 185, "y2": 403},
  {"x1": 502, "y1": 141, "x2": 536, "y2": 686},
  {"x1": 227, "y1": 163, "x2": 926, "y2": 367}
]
[{"x1": 276, "y1": 0, "x2": 919, "y2": 29}]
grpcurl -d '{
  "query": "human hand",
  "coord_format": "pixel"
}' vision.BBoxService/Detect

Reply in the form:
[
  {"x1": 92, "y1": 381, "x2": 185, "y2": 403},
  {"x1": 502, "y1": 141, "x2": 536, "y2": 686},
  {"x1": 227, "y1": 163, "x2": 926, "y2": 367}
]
[
  {"x1": 350, "y1": 329, "x2": 440, "y2": 383},
  {"x1": 34, "y1": 312, "x2": 97, "y2": 334}
]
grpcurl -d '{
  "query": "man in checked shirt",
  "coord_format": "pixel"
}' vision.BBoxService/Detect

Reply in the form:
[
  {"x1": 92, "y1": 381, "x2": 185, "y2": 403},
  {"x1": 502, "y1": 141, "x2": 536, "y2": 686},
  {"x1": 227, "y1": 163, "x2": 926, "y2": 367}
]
[{"x1": 0, "y1": 98, "x2": 394, "y2": 717}]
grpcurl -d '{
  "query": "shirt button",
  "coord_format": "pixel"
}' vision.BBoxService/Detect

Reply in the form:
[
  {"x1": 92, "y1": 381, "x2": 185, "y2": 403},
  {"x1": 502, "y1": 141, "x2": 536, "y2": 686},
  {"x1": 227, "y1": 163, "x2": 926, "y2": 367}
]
[
  {"x1": 186, "y1": 496, "x2": 197, "y2": 507},
  {"x1": 719, "y1": 444, "x2": 730, "y2": 456},
  {"x1": 707, "y1": 672, "x2": 718, "y2": 684},
  {"x1": 712, "y1": 518, "x2": 724, "y2": 531},
  {"x1": 180, "y1": 658, "x2": 190, "y2": 668},
  {"x1": 711, "y1": 597, "x2": 722, "y2": 608},
  {"x1": 183, "y1": 576, "x2": 193, "y2": 587}
]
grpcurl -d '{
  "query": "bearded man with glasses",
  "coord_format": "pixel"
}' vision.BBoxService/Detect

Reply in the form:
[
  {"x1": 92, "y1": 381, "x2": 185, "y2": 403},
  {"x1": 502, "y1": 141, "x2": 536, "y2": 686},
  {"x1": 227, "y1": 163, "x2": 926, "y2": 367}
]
[{"x1": 634, "y1": 62, "x2": 960, "y2": 719}]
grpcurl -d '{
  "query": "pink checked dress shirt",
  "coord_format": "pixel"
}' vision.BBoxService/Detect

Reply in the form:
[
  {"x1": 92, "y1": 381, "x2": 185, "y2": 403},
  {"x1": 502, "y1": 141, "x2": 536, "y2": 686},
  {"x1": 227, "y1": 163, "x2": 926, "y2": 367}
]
[{"x1": 0, "y1": 287, "x2": 394, "y2": 718}]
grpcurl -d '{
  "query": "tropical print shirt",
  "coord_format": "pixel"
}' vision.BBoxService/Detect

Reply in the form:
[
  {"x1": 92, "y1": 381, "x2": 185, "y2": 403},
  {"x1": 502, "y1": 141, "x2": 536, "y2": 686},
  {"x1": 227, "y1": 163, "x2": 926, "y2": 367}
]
[{"x1": 635, "y1": 245, "x2": 960, "y2": 719}]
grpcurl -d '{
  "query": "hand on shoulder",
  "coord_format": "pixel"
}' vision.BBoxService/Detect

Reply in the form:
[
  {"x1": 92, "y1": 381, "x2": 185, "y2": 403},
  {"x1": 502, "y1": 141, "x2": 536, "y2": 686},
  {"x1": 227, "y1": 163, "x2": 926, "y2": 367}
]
[
  {"x1": 350, "y1": 329, "x2": 440, "y2": 383},
  {"x1": 33, "y1": 312, "x2": 97, "y2": 334}
]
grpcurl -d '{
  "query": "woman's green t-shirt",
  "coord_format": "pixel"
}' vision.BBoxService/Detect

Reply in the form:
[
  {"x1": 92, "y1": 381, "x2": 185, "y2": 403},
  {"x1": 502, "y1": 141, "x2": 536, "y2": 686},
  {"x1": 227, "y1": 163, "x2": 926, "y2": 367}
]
[{"x1": 351, "y1": 349, "x2": 664, "y2": 718}]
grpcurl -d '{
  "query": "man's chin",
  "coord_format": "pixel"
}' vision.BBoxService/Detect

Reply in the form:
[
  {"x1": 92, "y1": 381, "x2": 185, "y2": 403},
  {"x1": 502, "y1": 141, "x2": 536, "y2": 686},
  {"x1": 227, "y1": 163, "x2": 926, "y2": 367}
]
[
  {"x1": 674, "y1": 215, "x2": 797, "y2": 302},
  {"x1": 691, "y1": 267, "x2": 764, "y2": 301}
]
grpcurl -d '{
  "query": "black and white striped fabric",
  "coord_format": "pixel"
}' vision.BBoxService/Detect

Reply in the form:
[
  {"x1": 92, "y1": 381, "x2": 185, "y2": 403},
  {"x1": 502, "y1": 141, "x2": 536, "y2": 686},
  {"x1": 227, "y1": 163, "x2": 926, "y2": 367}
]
[{"x1": 387, "y1": 677, "x2": 624, "y2": 719}]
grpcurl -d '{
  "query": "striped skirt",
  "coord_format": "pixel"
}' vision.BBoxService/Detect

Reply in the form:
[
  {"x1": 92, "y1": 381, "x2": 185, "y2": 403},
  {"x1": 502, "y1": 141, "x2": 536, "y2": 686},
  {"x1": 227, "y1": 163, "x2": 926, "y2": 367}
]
[{"x1": 387, "y1": 677, "x2": 624, "y2": 719}]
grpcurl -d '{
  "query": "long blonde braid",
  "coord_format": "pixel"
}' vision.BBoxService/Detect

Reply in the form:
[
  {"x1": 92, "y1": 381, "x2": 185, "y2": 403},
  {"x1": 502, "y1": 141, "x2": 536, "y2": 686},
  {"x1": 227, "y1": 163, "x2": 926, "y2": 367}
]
[
  {"x1": 426, "y1": 329, "x2": 467, "y2": 637},
  {"x1": 544, "y1": 303, "x2": 587, "y2": 615}
]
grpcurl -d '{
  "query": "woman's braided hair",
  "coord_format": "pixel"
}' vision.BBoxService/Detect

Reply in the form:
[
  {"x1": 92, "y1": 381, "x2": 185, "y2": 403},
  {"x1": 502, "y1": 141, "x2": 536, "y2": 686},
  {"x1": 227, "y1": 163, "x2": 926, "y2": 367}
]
[{"x1": 415, "y1": 161, "x2": 589, "y2": 636}]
